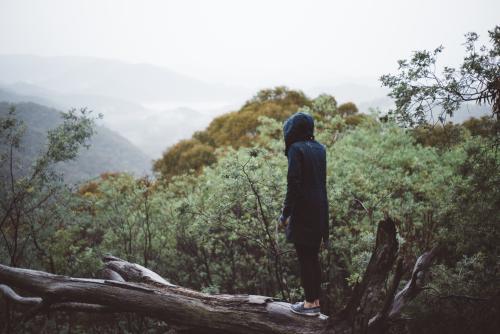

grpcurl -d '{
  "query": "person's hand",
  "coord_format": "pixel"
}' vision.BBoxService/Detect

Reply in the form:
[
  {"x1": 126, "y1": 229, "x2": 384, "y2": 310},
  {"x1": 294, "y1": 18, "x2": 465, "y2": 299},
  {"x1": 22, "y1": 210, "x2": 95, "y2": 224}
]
[{"x1": 278, "y1": 214, "x2": 289, "y2": 230}]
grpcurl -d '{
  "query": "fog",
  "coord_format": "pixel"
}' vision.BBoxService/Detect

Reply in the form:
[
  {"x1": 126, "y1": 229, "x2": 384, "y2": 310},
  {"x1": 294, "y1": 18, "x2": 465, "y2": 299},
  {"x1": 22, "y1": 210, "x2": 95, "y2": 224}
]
[{"x1": 0, "y1": 0, "x2": 498, "y2": 158}]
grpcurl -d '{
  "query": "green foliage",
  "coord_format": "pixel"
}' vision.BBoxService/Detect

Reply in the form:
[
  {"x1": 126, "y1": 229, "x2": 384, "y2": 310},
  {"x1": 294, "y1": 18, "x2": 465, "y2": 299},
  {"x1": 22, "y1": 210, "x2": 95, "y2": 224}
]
[
  {"x1": 325, "y1": 122, "x2": 459, "y2": 285},
  {"x1": 311, "y1": 94, "x2": 338, "y2": 118},
  {"x1": 0, "y1": 105, "x2": 97, "y2": 268},
  {"x1": 440, "y1": 137, "x2": 500, "y2": 263},
  {"x1": 46, "y1": 108, "x2": 96, "y2": 162},
  {"x1": 381, "y1": 25, "x2": 500, "y2": 126},
  {"x1": 0, "y1": 102, "x2": 150, "y2": 183},
  {"x1": 80, "y1": 174, "x2": 175, "y2": 271},
  {"x1": 165, "y1": 145, "x2": 294, "y2": 296},
  {"x1": 337, "y1": 102, "x2": 359, "y2": 117}
]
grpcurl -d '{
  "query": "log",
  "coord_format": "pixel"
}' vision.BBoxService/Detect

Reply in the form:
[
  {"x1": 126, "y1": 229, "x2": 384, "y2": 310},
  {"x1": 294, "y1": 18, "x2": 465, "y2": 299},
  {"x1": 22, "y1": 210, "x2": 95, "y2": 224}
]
[
  {"x1": 0, "y1": 218, "x2": 438, "y2": 334},
  {"x1": 103, "y1": 255, "x2": 175, "y2": 287},
  {"x1": 0, "y1": 264, "x2": 328, "y2": 334}
]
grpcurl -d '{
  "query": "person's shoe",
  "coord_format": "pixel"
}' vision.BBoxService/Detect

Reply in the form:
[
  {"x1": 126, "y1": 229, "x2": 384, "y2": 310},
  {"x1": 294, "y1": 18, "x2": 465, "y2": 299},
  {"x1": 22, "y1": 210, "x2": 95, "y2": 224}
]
[{"x1": 290, "y1": 302, "x2": 320, "y2": 316}]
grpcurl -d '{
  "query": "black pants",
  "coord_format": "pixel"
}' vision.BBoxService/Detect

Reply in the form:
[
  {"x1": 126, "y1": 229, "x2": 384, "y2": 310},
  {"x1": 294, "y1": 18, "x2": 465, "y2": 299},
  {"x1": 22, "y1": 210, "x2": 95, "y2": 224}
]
[{"x1": 294, "y1": 242, "x2": 321, "y2": 303}]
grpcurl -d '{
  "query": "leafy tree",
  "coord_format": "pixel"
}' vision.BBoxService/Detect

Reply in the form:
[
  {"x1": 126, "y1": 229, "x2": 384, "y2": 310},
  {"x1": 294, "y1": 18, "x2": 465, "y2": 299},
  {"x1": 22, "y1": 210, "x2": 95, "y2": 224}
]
[
  {"x1": 324, "y1": 122, "x2": 458, "y2": 288},
  {"x1": 311, "y1": 94, "x2": 338, "y2": 118},
  {"x1": 402, "y1": 135, "x2": 500, "y2": 334},
  {"x1": 337, "y1": 102, "x2": 359, "y2": 117},
  {"x1": 0, "y1": 106, "x2": 97, "y2": 268},
  {"x1": 378, "y1": 26, "x2": 500, "y2": 332},
  {"x1": 381, "y1": 26, "x2": 500, "y2": 126}
]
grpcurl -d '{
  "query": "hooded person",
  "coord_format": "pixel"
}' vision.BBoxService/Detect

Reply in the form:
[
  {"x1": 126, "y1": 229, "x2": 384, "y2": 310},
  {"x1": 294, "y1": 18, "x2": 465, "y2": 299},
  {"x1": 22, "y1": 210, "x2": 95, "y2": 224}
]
[
  {"x1": 280, "y1": 111, "x2": 329, "y2": 247},
  {"x1": 279, "y1": 111, "x2": 329, "y2": 316}
]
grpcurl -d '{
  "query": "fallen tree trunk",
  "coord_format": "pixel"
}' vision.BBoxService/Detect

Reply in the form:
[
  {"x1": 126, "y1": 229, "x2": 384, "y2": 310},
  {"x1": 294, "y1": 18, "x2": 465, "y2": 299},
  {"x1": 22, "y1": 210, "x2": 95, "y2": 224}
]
[
  {"x1": 0, "y1": 218, "x2": 438, "y2": 334},
  {"x1": 0, "y1": 260, "x2": 328, "y2": 333}
]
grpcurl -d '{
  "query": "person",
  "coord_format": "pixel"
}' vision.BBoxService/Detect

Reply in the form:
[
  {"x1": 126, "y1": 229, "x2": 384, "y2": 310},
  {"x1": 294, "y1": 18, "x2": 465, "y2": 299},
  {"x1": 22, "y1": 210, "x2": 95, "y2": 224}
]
[{"x1": 279, "y1": 111, "x2": 329, "y2": 316}]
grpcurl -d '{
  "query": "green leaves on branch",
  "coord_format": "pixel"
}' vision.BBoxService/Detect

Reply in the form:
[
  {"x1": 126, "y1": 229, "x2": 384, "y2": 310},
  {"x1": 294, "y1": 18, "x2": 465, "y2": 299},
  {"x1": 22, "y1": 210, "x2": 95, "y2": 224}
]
[
  {"x1": 46, "y1": 108, "x2": 98, "y2": 162},
  {"x1": 381, "y1": 25, "x2": 500, "y2": 126}
]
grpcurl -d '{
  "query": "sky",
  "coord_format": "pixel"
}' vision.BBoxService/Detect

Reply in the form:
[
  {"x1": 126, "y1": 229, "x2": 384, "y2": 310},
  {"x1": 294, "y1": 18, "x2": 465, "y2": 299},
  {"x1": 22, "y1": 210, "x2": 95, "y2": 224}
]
[{"x1": 0, "y1": 0, "x2": 499, "y2": 90}]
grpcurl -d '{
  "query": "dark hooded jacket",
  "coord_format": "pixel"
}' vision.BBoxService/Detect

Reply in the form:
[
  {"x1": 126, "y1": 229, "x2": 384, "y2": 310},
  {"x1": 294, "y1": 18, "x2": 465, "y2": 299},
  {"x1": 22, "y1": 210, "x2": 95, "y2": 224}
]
[{"x1": 282, "y1": 112, "x2": 329, "y2": 246}]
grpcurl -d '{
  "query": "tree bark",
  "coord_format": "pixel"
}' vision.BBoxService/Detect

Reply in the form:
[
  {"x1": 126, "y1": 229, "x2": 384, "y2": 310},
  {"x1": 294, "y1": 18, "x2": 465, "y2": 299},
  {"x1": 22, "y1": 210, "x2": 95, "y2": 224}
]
[
  {"x1": 0, "y1": 218, "x2": 437, "y2": 334},
  {"x1": 0, "y1": 262, "x2": 327, "y2": 333}
]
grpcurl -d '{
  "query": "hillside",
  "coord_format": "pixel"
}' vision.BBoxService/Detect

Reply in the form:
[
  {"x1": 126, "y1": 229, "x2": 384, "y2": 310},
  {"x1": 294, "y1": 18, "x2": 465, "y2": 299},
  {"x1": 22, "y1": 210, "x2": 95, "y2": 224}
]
[
  {"x1": 0, "y1": 102, "x2": 152, "y2": 184},
  {"x1": 0, "y1": 81, "x2": 237, "y2": 158}
]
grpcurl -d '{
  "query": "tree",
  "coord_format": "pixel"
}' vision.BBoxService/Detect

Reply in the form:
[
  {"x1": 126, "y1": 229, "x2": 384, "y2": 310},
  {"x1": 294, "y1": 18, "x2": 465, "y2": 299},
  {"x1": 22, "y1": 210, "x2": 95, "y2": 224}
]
[
  {"x1": 0, "y1": 106, "x2": 97, "y2": 268},
  {"x1": 380, "y1": 26, "x2": 500, "y2": 126},
  {"x1": 311, "y1": 94, "x2": 338, "y2": 118},
  {"x1": 379, "y1": 26, "x2": 500, "y2": 332},
  {"x1": 338, "y1": 102, "x2": 359, "y2": 117}
]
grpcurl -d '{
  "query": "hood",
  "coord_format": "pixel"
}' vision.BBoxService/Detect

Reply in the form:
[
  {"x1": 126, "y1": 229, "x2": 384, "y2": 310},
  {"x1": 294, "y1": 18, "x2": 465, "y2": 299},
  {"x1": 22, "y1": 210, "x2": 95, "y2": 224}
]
[{"x1": 283, "y1": 111, "x2": 315, "y2": 156}]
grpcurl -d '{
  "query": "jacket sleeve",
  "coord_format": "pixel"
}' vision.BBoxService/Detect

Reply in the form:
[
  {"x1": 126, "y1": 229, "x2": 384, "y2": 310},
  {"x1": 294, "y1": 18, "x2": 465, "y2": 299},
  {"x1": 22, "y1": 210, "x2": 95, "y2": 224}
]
[
  {"x1": 323, "y1": 148, "x2": 330, "y2": 245},
  {"x1": 282, "y1": 144, "x2": 302, "y2": 219}
]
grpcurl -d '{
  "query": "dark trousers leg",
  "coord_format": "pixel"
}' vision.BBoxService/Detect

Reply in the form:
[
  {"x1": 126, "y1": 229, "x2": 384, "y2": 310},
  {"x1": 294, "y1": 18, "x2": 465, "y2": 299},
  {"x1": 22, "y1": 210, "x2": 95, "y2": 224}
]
[{"x1": 294, "y1": 242, "x2": 321, "y2": 303}]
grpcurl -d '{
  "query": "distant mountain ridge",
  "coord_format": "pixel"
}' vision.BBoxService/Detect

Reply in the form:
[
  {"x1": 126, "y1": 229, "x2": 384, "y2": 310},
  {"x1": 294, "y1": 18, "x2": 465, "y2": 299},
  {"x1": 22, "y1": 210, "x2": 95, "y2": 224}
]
[
  {"x1": 0, "y1": 54, "x2": 247, "y2": 157},
  {"x1": 0, "y1": 84, "x2": 232, "y2": 158},
  {"x1": 0, "y1": 55, "x2": 249, "y2": 102},
  {"x1": 0, "y1": 101, "x2": 152, "y2": 184}
]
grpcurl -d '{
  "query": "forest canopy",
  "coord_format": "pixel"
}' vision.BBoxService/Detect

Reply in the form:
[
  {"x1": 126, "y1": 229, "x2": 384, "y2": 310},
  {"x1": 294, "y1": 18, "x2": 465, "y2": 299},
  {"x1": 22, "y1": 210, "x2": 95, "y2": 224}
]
[{"x1": 152, "y1": 86, "x2": 365, "y2": 180}]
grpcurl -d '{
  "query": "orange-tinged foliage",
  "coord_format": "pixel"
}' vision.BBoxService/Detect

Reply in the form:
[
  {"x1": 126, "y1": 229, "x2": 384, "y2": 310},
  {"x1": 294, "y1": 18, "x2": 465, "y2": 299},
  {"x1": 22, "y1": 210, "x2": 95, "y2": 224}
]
[
  {"x1": 153, "y1": 87, "x2": 311, "y2": 180},
  {"x1": 412, "y1": 123, "x2": 466, "y2": 148},
  {"x1": 345, "y1": 113, "x2": 368, "y2": 126},
  {"x1": 411, "y1": 117, "x2": 498, "y2": 149},
  {"x1": 338, "y1": 102, "x2": 359, "y2": 116},
  {"x1": 153, "y1": 139, "x2": 216, "y2": 180},
  {"x1": 78, "y1": 181, "x2": 100, "y2": 196},
  {"x1": 77, "y1": 172, "x2": 128, "y2": 196},
  {"x1": 462, "y1": 116, "x2": 498, "y2": 138},
  {"x1": 78, "y1": 172, "x2": 121, "y2": 196}
]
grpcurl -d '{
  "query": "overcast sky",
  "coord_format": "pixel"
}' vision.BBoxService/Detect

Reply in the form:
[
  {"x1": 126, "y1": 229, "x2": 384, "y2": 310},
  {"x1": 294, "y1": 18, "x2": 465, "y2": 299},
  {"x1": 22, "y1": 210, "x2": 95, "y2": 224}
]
[{"x1": 1, "y1": 0, "x2": 499, "y2": 89}]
